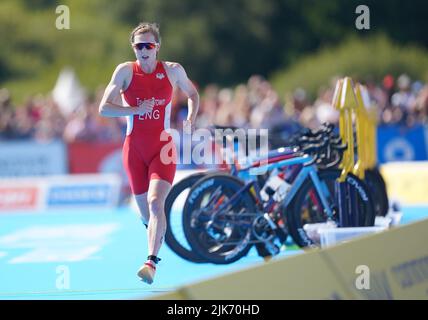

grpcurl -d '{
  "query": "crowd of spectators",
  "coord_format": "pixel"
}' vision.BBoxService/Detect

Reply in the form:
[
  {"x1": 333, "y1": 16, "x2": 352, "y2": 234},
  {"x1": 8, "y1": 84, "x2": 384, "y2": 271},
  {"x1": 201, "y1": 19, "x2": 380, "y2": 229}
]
[{"x1": 1, "y1": 73, "x2": 428, "y2": 144}]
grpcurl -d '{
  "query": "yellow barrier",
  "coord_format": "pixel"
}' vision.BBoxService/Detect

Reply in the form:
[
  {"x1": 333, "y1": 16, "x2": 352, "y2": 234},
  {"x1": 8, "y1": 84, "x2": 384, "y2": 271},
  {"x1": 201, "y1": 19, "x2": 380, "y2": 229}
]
[
  {"x1": 332, "y1": 78, "x2": 346, "y2": 169},
  {"x1": 353, "y1": 84, "x2": 369, "y2": 179},
  {"x1": 149, "y1": 218, "x2": 428, "y2": 300},
  {"x1": 358, "y1": 84, "x2": 379, "y2": 168},
  {"x1": 380, "y1": 162, "x2": 428, "y2": 205},
  {"x1": 324, "y1": 218, "x2": 428, "y2": 299},
  {"x1": 151, "y1": 250, "x2": 355, "y2": 300},
  {"x1": 333, "y1": 77, "x2": 358, "y2": 182},
  {"x1": 333, "y1": 77, "x2": 379, "y2": 180},
  {"x1": 152, "y1": 290, "x2": 188, "y2": 300}
]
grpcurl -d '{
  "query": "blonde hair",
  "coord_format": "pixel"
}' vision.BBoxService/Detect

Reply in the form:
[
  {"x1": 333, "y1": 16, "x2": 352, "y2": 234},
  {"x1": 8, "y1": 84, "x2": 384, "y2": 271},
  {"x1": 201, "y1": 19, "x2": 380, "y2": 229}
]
[{"x1": 130, "y1": 22, "x2": 161, "y2": 44}]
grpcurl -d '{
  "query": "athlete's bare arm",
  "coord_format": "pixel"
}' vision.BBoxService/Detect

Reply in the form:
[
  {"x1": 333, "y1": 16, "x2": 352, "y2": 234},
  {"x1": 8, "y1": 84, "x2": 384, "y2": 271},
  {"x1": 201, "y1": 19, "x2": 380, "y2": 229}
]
[
  {"x1": 99, "y1": 63, "x2": 154, "y2": 117},
  {"x1": 165, "y1": 62, "x2": 199, "y2": 124}
]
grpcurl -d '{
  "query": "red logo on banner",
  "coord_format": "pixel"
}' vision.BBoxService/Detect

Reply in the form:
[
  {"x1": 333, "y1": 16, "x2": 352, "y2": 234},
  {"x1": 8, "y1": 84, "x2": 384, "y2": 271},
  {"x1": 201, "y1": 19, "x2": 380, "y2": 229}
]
[
  {"x1": 68, "y1": 142, "x2": 122, "y2": 173},
  {"x1": 67, "y1": 142, "x2": 131, "y2": 198},
  {"x1": 0, "y1": 187, "x2": 38, "y2": 210}
]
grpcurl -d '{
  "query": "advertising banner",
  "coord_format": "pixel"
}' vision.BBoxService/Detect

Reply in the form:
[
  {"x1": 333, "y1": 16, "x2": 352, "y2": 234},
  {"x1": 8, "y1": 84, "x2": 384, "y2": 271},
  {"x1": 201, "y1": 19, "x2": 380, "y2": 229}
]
[
  {"x1": 377, "y1": 125, "x2": 428, "y2": 163},
  {"x1": 0, "y1": 140, "x2": 67, "y2": 177},
  {"x1": 0, "y1": 174, "x2": 121, "y2": 212}
]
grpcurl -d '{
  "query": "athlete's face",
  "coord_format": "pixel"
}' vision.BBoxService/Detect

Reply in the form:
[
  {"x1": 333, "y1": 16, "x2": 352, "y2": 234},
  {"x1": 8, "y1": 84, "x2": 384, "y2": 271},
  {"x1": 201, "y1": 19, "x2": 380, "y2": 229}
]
[{"x1": 132, "y1": 33, "x2": 159, "y2": 63}]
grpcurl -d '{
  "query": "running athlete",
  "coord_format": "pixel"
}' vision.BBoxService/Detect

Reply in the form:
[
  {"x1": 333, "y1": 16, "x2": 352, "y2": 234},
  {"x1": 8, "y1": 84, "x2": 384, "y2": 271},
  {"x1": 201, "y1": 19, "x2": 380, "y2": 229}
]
[{"x1": 99, "y1": 22, "x2": 199, "y2": 284}]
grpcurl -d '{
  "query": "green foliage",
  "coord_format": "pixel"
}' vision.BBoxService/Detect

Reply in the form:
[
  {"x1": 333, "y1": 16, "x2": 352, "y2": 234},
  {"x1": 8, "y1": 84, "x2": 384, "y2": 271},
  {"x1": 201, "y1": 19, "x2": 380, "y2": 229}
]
[
  {"x1": 1, "y1": 0, "x2": 428, "y2": 104},
  {"x1": 270, "y1": 35, "x2": 428, "y2": 99},
  {"x1": 0, "y1": 0, "x2": 132, "y2": 103}
]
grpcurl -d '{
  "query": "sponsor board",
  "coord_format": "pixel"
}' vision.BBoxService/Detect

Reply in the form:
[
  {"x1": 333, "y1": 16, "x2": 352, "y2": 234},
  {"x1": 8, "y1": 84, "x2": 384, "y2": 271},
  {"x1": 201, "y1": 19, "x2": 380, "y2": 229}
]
[
  {"x1": 321, "y1": 218, "x2": 428, "y2": 300},
  {"x1": 152, "y1": 249, "x2": 354, "y2": 300},
  {"x1": 377, "y1": 125, "x2": 428, "y2": 163},
  {"x1": 0, "y1": 140, "x2": 67, "y2": 177},
  {"x1": 380, "y1": 161, "x2": 428, "y2": 205},
  {"x1": 0, "y1": 174, "x2": 121, "y2": 212},
  {"x1": 0, "y1": 187, "x2": 39, "y2": 211},
  {"x1": 48, "y1": 185, "x2": 113, "y2": 206},
  {"x1": 45, "y1": 174, "x2": 121, "y2": 209},
  {"x1": 151, "y1": 218, "x2": 428, "y2": 300},
  {"x1": 68, "y1": 142, "x2": 122, "y2": 174}
]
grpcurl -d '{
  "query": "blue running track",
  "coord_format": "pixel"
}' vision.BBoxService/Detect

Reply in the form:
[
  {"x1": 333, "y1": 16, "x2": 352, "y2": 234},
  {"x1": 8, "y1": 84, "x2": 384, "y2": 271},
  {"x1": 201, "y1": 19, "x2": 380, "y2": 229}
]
[{"x1": 0, "y1": 205, "x2": 427, "y2": 300}]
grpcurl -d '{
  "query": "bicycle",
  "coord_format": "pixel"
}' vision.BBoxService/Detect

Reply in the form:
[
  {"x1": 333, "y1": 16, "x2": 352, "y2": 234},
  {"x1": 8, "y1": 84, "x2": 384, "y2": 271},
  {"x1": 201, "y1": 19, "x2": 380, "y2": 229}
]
[
  {"x1": 165, "y1": 123, "x2": 343, "y2": 262},
  {"x1": 181, "y1": 135, "x2": 375, "y2": 264}
]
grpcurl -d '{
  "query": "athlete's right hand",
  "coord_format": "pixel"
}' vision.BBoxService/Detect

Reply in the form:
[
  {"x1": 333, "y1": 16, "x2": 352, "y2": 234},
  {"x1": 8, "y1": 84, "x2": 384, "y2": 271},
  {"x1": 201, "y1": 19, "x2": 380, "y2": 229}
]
[{"x1": 134, "y1": 98, "x2": 155, "y2": 116}]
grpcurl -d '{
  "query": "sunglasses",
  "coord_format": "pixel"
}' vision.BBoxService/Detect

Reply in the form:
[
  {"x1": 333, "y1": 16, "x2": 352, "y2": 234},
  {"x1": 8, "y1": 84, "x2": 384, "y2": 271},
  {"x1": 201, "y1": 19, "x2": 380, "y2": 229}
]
[{"x1": 133, "y1": 42, "x2": 158, "y2": 50}]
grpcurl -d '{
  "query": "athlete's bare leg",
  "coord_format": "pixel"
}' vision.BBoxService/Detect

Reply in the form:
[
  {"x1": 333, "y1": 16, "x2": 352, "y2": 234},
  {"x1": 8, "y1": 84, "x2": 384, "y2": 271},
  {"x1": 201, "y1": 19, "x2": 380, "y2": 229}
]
[
  {"x1": 134, "y1": 193, "x2": 150, "y2": 225},
  {"x1": 146, "y1": 179, "x2": 171, "y2": 257},
  {"x1": 138, "y1": 179, "x2": 171, "y2": 284}
]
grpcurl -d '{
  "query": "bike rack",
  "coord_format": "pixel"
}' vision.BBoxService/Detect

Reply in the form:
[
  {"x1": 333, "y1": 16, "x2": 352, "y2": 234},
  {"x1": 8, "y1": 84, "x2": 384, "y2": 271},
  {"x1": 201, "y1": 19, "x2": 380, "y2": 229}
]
[{"x1": 332, "y1": 77, "x2": 379, "y2": 227}]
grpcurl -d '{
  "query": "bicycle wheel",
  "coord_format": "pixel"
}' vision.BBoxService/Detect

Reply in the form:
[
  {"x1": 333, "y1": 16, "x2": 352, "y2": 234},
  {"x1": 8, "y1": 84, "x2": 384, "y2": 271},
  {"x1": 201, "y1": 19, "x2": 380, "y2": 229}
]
[
  {"x1": 285, "y1": 169, "x2": 376, "y2": 248},
  {"x1": 165, "y1": 172, "x2": 208, "y2": 263},
  {"x1": 183, "y1": 173, "x2": 257, "y2": 264},
  {"x1": 365, "y1": 167, "x2": 389, "y2": 217}
]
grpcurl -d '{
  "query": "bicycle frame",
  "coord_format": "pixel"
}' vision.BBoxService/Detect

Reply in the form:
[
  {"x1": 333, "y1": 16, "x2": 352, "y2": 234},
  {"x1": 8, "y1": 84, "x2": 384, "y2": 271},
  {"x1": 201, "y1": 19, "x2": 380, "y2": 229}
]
[{"x1": 211, "y1": 154, "x2": 335, "y2": 221}]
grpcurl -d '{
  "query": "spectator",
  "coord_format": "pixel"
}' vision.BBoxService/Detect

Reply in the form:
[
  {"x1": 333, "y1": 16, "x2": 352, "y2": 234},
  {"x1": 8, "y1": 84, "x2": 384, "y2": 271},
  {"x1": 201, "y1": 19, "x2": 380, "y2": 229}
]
[{"x1": 1, "y1": 72, "x2": 428, "y2": 145}]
